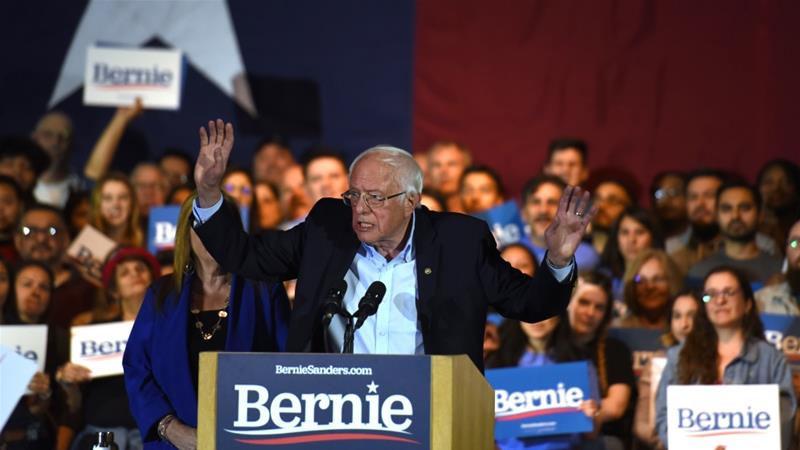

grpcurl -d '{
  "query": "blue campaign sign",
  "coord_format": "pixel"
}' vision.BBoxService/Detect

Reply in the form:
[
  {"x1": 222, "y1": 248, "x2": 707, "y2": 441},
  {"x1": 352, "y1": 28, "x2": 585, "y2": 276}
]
[
  {"x1": 761, "y1": 313, "x2": 800, "y2": 367},
  {"x1": 215, "y1": 353, "x2": 431, "y2": 449},
  {"x1": 486, "y1": 361, "x2": 599, "y2": 439},
  {"x1": 148, "y1": 206, "x2": 180, "y2": 255},
  {"x1": 472, "y1": 201, "x2": 526, "y2": 247}
]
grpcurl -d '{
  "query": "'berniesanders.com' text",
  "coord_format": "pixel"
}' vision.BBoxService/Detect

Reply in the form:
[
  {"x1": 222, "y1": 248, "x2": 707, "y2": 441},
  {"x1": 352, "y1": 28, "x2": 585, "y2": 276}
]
[{"x1": 275, "y1": 364, "x2": 373, "y2": 376}]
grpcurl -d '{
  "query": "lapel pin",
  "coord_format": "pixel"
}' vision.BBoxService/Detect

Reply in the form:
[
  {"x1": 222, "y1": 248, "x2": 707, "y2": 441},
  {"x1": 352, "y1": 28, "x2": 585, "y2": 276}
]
[{"x1": 424, "y1": 267, "x2": 432, "y2": 275}]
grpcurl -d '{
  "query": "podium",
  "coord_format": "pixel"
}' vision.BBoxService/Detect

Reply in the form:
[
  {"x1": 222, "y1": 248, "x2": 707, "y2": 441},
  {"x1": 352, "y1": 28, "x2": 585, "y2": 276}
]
[{"x1": 198, "y1": 352, "x2": 494, "y2": 450}]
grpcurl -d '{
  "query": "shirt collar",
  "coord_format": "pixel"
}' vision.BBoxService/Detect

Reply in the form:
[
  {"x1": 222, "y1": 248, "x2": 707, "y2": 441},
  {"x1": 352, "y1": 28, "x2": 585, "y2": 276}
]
[{"x1": 361, "y1": 212, "x2": 416, "y2": 265}]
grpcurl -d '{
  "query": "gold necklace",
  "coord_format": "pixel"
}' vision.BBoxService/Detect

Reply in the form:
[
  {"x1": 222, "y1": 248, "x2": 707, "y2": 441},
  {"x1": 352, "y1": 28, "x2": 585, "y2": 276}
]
[{"x1": 190, "y1": 299, "x2": 229, "y2": 341}]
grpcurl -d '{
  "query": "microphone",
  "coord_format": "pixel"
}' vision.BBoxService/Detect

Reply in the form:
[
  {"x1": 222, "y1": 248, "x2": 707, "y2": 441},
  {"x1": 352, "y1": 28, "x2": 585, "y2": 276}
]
[
  {"x1": 353, "y1": 281, "x2": 387, "y2": 330},
  {"x1": 320, "y1": 280, "x2": 348, "y2": 327}
]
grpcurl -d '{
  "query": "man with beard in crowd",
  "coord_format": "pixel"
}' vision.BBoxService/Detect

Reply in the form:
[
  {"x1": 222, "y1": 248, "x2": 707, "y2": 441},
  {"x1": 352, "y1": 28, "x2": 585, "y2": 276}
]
[
  {"x1": 520, "y1": 174, "x2": 599, "y2": 271},
  {"x1": 651, "y1": 171, "x2": 690, "y2": 251},
  {"x1": 755, "y1": 219, "x2": 800, "y2": 315},
  {"x1": 687, "y1": 181, "x2": 783, "y2": 286},
  {"x1": 14, "y1": 204, "x2": 96, "y2": 327}
]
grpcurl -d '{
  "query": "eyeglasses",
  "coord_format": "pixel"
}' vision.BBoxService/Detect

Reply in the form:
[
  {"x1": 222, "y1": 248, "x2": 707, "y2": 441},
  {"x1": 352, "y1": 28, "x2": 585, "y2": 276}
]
[
  {"x1": 789, "y1": 238, "x2": 799, "y2": 250},
  {"x1": 224, "y1": 184, "x2": 252, "y2": 196},
  {"x1": 654, "y1": 187, "x2": 683, "y2": 202},
  {"x1": 20, "y1": 225, "x2": 59, "y2": 239},
  {"x1": 633, "y1": 274, "x2": 668, "y2": 286},
  {"x1": 342, "y1": 190, "x2": 405, "y2": 208},
  {"x1": 701, "y1": 288, "x2": 741, "y2": 303}
]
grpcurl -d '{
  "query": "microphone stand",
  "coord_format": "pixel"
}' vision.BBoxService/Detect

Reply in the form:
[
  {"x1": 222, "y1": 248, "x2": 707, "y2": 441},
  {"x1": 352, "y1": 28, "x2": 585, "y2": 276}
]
[{"x1": 342, "y1": 311, "x2": 355, "y2": 354}]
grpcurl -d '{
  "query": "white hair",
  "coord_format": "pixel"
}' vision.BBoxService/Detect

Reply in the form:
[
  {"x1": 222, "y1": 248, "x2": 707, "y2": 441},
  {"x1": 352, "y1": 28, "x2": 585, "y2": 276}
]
[{"x1": 350, "y1": 146, "x2": 423, "y2": 201}]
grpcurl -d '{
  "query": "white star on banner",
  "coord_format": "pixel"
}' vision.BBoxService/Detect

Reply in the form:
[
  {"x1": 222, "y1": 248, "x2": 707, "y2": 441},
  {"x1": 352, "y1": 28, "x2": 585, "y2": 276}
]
[
  {"x1": 366, "y1": 381, "x2": 379, "y2": 394},
  {"x1": 48, "y1": 0, "x2": 255, "y2": 114}
]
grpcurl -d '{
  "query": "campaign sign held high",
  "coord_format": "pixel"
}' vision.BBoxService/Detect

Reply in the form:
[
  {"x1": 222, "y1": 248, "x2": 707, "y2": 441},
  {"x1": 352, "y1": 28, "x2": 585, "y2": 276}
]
[
  {"x1": 472, "y1": 201, "x2": 526, "y2": 247},
  {"x1": 667, "y1": 384, "x2": 781, "y2": 450},
  {"x1": 486, "y1": 361, "x2": 599, "y2": 439},
  {"x1": 212, "y1": 353, "x2": 431, "y2": 449}
]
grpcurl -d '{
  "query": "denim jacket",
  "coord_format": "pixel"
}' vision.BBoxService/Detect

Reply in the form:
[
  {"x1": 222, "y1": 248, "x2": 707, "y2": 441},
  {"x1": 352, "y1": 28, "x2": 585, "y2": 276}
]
[{"x1": 655, "y1": 338, "x2": 796, "y2": 449}]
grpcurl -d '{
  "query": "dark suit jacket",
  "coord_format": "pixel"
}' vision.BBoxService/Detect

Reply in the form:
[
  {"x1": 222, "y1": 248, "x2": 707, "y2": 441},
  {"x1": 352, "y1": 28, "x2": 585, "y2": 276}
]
[{"x1": 196, "y1": 198, "x2": 575, "y2": 371}]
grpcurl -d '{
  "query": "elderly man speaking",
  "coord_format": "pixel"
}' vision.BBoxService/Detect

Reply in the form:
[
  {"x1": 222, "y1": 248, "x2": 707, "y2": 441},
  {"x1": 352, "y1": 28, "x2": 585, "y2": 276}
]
[{"x1": 192, "y1": 120, "x2": 596, "y2": 371}]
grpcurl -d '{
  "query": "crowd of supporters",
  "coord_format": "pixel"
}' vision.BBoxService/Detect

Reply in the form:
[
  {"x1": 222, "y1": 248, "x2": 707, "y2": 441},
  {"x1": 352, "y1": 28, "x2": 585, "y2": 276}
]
[{"x1": 0, "y1": 105, "x2": 798, "y2": 450}]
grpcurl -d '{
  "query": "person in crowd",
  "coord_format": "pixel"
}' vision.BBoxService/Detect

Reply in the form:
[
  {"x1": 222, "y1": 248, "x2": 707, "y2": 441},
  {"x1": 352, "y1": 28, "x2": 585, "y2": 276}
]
[
  {"x1": 0, "y1": 136, "x2": 50, "y2": 202},
  {"x1": 419, "y1": 188, "x2": 446, "y2": 212},
  {"x1": 31, "y1": 111, "x2": 86, "y2": 208},
  {"x1": 63, "y1": 190, "x2": 90, "y2": 239},
  {"x1": 130, "y1": 162, "x2": 169, "y2": 218},
  {"x1": 427, "y1": 140, "x2": 471, "y2": 212},
  {"x1": 301, "y1": 148, "x2": 350, "y2": 203},
  {"x1": 0, "y1": 257, "x2": 10, "y2": 319},
  {"x1": 56, "y1": 247, "x2": 161, "y2": 450},
  {"x1": 123, "y1": 195, "x2": 290, "y2": 449},
  {"x1": 655, "y1": 266, "x2": 796, "y2": 449},
  {"x1": 278, "y1": 164, "x2": 312, "y2": 227},
  {"x1": 756, "y1": 219, "x2": 800, "y2": 315},
  {"x1": 542, "y1": 138, "x2": 590, "y2": 187},
  {"x1": 251, "y1": 181, "x2": 283, "y2": 231},
  {"x1": 588, "y1": 174, "x2": 637, "y2": 254},
  {"x1": 614, "y1": 249, "x2": 682, "y2": 329},
  {"x1": 483, "y1": 244, "x2": 541, "y2": 364},
  {"x1": 221, "y1": 167, "x2": 254, "y2": 210},
  {"x1": 1, "y1": 260, "x2": 68, "y2": 450},
  {"x1": 488, "y1": 314, "x2": 599, "y2": 449},
  {"x1": 157, "y1": 149, "x2": 193, "y2": 192},
  {"x1": 757, "y1": 159, "x2": 800, "y2": 246},
  {"x1": 668, "y1": 169, "x2": 727, "y2": 274},
  {"x1": 14, "y1": 204, "x2": 96, "y2": 328},
  {"x1": 633, "y1": 290, "x2": 702, "y2": 448},
  {"x1": 600, "y1": 207, "x2": 665, "y2": 300},
  {"x1": 413, "y1": 152, "x2": 432, "y2": 188},
  {"x1": 650, "y1": 171, "x2": 689, "y2": 251},
  {"x1": 520, "y1": 174, "x2": 599, "y2": 271},
  {"x1": 192, "y1": 119, "x2": 593, "y2": 372},
  {"x1": 459, "y1": 165, "x2": 505, "y2": 214},
  {"x1": 167, "y1": 184, "x2": 194, "y2": 207},
  {"x1": 84, "y1": 99, "x2": 144, "y2": 182},
  {"x1": 688, "y1": 181, "x2": 783, "y2": 287},
  {"x1": 89, "y1": 172, "x2": 144, "y2": 248},
  {"x1": 0, "y1": 175, "x2": 23, "y2": 263},
  {"x1": 251, "y1": 136, "x2": 295, "y2": 186}
]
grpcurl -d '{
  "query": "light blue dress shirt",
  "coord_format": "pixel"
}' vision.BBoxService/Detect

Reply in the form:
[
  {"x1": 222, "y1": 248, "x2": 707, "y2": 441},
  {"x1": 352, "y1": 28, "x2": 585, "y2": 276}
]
[{"x1": 193, "y1": 196, "x2": 575, "y2": 355}]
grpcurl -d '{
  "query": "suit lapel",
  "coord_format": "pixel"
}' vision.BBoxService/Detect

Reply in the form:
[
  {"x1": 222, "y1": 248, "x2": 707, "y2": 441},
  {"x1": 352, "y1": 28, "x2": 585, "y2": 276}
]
[{"x1": 413, "y1": 208, "x2": 438, "y2": 333}]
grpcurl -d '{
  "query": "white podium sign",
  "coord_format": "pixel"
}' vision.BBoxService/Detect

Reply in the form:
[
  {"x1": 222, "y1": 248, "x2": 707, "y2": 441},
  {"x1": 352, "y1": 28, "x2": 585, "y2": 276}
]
[
  {"x1": 667, "y1": 384, "x2": 781, "y2": 450},
  {"x1": 84, "y1": 45, "x2": 183, "y2": 109},
  {"x1": 70, "y1": 321, "x2": 134, "y2": 378}
]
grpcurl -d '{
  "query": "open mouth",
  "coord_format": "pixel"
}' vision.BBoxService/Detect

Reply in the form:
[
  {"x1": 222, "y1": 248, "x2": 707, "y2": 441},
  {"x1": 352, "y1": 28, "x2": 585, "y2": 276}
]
[{"x1": 356, "y1": 221, "x2": 375, "y2": 232}]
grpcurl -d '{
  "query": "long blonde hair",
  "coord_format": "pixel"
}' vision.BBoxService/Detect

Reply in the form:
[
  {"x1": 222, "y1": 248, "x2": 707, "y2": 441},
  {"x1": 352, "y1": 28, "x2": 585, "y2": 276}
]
[{"x1": 89, "y1": 172, "x2": 143, "y2": 247}]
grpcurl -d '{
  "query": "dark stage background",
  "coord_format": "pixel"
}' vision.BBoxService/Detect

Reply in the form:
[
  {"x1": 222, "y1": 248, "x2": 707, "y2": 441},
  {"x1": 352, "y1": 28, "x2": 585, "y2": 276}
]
[{"x1": 2, "y1": 0, "x2": 799, "y2": 200}]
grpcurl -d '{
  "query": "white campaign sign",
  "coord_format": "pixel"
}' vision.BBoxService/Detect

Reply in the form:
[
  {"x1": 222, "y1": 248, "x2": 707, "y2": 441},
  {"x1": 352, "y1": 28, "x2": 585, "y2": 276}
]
[
  {"x1": 0, "y1": 325, "x2": 48, "y2": 373},
  {"x1": 70, "y1": 321, "x2": 134, "y2": 378},
  {"x1": 0, "y1": 345, "x2": 38, "y2": 430},
  {"x1": 84, "y1": 45, "x2": 183, "y2": 109},
  {"x1": 667, "y1": 384, "x2": 781, "y2": 450}
]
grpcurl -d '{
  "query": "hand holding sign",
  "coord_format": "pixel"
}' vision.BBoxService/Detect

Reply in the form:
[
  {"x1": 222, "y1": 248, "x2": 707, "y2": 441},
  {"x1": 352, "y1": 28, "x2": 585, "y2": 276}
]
[
  {"x1": 27, "y1": 372, "x2": 51, "y2": 398},
  {"x1": 195, "y1": 119, "x2": 234, "y2": 208},
  {"x1": 56, "y1": 362, "x2": 92, "y2": 384}
]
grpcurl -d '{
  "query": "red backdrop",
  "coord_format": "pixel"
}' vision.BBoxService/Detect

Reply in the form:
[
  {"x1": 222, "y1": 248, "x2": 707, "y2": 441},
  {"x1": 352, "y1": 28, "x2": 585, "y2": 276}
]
[{"x1": 413, "y1": 0, "x2": 800, "y2": 201}]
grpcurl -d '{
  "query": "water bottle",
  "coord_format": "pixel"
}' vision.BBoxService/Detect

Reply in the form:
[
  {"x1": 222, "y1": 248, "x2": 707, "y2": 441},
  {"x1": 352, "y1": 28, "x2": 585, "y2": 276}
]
[{"x1": 92, "y1": 431, "x2": 119, "y2": 450}]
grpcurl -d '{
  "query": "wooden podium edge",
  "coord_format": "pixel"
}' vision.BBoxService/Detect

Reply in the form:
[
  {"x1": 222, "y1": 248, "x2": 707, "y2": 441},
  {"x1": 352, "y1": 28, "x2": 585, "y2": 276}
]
[
  {"x1": 431, "y1": 355, "x2": 494, "y2": 450},
  {"x1": 198, "y1": 351, "x2": 219, "y2": 450}
]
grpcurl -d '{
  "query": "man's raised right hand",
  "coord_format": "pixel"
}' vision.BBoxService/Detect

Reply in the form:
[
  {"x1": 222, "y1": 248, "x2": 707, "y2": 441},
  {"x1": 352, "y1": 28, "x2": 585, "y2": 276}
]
[{"x1": 195, "y1": 119, "x2": 234, "y2": 207}]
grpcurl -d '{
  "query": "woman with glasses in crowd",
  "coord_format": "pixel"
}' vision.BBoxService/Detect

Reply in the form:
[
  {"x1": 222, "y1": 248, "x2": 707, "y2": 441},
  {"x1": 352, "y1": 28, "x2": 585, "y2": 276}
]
[
  {"x1": 655, "y1": 266, "x2": 796, "y2": 449},
  {"x1": 123, "y1": 194, "x2": 290, "y2": 449},
  {"x1": 613, "y1": 249, "x2": 682, "y2": 330}
]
